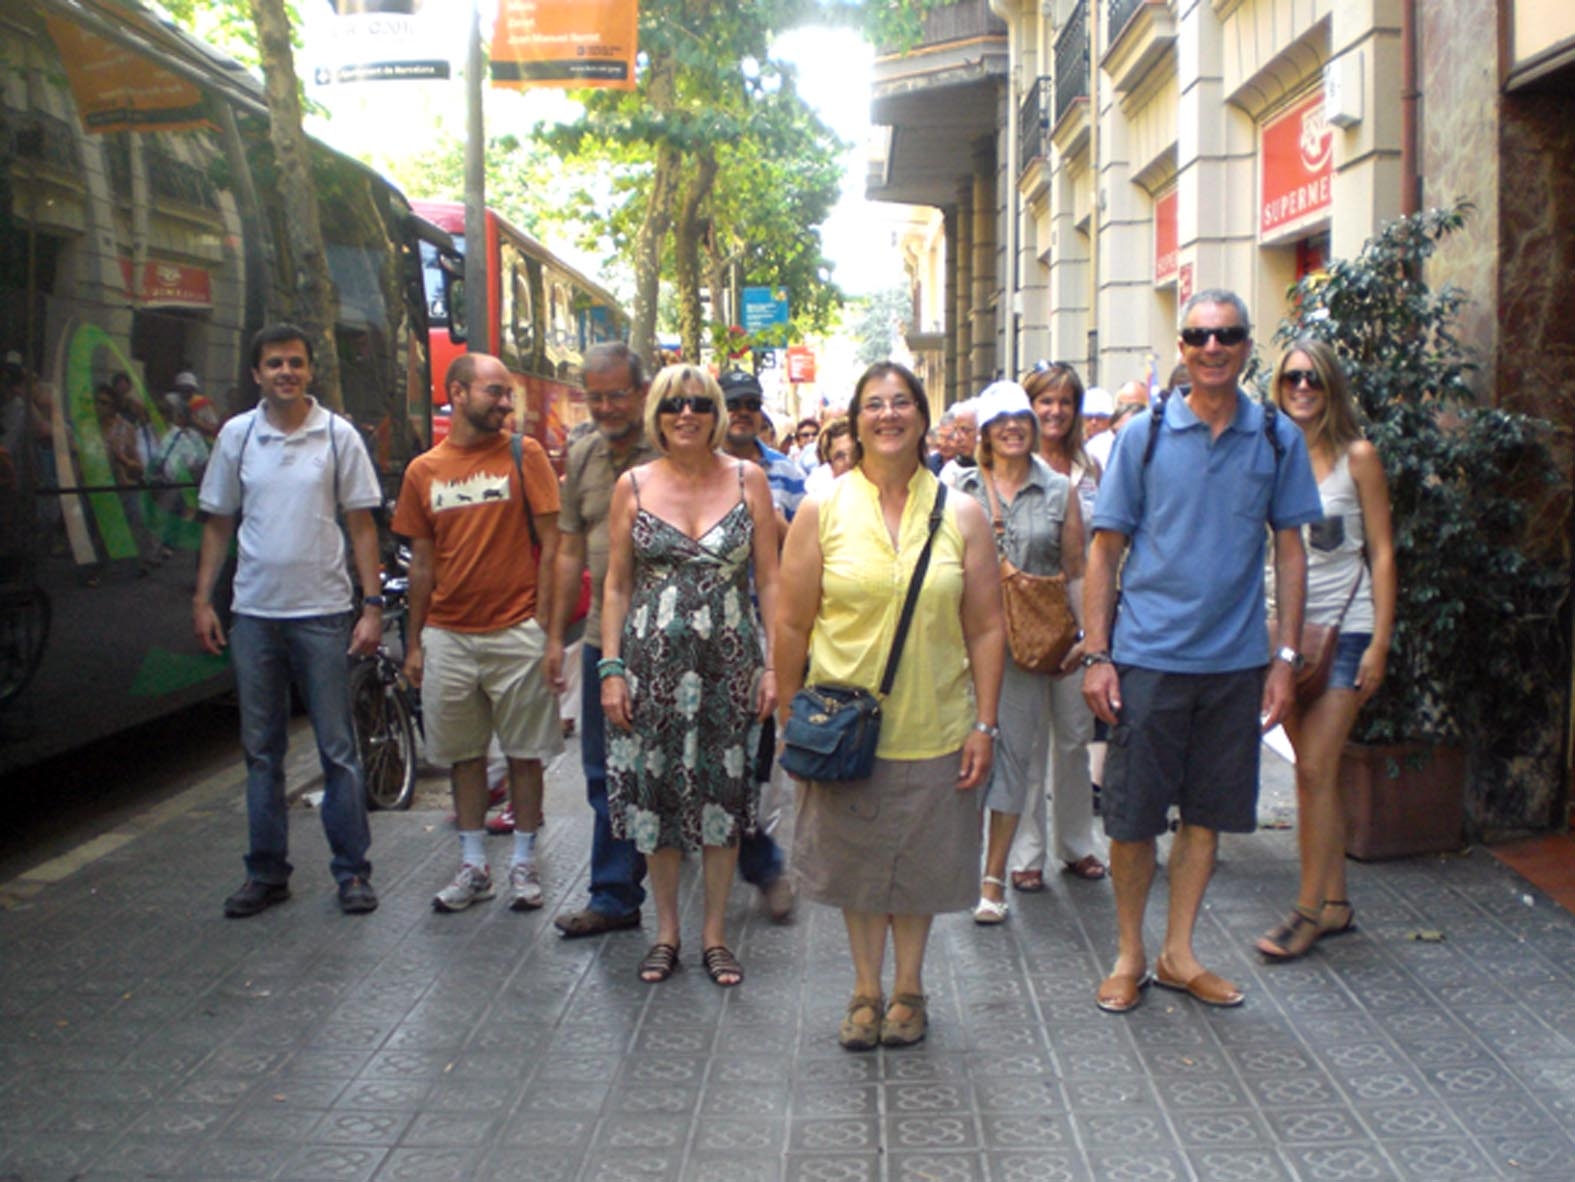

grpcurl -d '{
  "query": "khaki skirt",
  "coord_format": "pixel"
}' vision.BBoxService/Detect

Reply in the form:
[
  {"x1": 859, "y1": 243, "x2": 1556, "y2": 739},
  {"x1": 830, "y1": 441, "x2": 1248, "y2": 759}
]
[{"x1": 792, "y1": 751, "x2": 983, "y2": 914}]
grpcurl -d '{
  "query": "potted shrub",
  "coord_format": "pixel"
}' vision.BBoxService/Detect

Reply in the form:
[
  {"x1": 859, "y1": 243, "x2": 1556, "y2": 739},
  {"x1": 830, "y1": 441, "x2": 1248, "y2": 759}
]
[{"x1": 1272, "y1": 203, "x2": 1567, "y2": 855}]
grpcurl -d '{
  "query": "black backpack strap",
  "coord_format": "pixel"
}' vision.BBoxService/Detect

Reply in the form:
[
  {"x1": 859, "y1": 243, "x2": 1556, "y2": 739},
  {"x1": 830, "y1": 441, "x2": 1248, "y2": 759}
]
[
  {"x1": 233, "y1": 412, "x2": 259, "y2": 513},
  {"x1": 879, "y1": 482, "x2": 947, "y2": 697},
  {"x1": 509, "y1": 432, "x2": 541, "y2": 550},
  {"x1": 1143, "y1": 385, "x2": 1284, "y2": 469}
]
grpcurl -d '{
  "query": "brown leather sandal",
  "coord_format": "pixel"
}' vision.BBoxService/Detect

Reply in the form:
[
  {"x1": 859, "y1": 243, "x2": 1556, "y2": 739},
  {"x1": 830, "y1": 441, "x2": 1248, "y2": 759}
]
[{"x1": 838, "y1": 994, "x2": 884, "y2": 1051}]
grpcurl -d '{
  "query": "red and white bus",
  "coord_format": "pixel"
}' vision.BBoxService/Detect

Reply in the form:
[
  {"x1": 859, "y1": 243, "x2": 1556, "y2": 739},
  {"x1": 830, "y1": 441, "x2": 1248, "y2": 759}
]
[{"x1": 412, "y1": 201, "x2": 629, "y2": 470}]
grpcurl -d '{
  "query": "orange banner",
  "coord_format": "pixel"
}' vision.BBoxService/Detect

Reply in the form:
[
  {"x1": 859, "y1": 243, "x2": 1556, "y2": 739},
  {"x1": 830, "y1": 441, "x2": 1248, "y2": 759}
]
[
  {"x1": 46, "y1": 17, "x2": 210, "y2": 134},
  {"x1": 491, "y1": 0, "x2": 638, "y2": 91}
]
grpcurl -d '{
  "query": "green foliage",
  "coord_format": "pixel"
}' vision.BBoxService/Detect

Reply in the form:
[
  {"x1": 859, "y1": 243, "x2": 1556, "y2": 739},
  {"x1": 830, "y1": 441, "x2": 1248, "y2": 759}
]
[
  {"x1": 849, "y1": 285, "x2": 911, "y2": 366},
  {"x1": 1274, "y1": 203, "x2": 1567, "y2": 751}
]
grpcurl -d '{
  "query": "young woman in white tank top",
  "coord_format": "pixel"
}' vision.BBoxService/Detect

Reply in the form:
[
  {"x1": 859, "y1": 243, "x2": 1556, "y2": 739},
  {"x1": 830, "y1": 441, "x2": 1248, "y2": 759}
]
[{"x1": 1256, "y1": 339, "x2": 1397, "y2": 961}]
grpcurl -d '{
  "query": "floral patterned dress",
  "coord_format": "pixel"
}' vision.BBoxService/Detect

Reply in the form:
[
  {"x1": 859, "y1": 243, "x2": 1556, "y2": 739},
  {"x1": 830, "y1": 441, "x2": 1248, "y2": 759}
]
[{"x1": 608, "y1": 466, "x2": 762, "y2": 854}]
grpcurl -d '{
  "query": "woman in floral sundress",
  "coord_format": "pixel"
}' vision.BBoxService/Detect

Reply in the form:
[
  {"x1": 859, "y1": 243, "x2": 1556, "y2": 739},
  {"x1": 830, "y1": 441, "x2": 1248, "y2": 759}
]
[{"x1": 601, "y1": 365, "x2": 780, "y2": 988}]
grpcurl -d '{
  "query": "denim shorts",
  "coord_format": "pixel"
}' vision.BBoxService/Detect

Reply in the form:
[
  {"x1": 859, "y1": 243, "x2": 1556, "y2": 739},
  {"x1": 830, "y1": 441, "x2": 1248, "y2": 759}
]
[{"x1": 1328, "y1": 632, "x2": 1371, "y2": 691}]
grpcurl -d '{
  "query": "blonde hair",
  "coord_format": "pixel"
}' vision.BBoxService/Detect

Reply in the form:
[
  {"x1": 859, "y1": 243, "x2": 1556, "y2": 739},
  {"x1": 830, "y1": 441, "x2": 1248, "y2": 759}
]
[
  {"x1": 1272, "y1": 338, "x2": 1361, "y2": 452},
  {"x1": 643, "y1": 365, "x2": 728, "y2": 452}
]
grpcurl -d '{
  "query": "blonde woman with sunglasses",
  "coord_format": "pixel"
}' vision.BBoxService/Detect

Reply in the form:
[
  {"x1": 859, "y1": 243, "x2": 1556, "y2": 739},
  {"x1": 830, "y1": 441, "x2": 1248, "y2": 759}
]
[{"x1": 1256, "y1": 339, "x2": 1396, "y2": 961}]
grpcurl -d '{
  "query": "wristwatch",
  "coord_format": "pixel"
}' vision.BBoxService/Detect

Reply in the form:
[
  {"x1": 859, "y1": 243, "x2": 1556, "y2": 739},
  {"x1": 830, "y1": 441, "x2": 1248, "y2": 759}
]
[
  {"x1": 362, "y1": 595, "x2": 386, "y2": 608},
  {"x1": 1273, "y1": 645, "x2": 1304, "y2": 672},
  {"x1": 1080, "y1": 650, "x2": 1113, "y2": 669},
  {"x1": 973, "y1": 721, "x2": 1000, "y2": 740}
]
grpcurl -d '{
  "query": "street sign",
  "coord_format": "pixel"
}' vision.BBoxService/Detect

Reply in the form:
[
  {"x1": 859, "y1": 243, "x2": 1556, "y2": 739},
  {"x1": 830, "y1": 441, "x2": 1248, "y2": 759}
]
[
  {"x1": 786, "y1": 345, "x2": 816, "y2": 383},
  {"x1": 742, "y1": 287, "x2": 790, "y2": 332}
]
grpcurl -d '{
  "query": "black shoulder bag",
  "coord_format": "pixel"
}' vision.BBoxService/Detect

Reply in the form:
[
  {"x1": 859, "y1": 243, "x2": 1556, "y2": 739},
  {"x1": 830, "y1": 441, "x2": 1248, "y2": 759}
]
[{"x1": 779, "y1": 483, "x2": 948, "y2": 784}]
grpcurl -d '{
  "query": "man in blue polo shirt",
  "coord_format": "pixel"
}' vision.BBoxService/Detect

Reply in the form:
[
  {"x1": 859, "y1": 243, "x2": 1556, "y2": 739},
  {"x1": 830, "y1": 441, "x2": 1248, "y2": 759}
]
[{"x1": 1081, "y1": 289, "x2": 1322, "y2": 1015}]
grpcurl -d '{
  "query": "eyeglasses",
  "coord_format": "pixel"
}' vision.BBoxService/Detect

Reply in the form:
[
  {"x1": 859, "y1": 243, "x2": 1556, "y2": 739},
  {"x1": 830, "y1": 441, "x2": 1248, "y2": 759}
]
[
  {"x1": 1280, "y1": 368, "x2": 1324, "y2": 389},
  {"x1": 860, "y1": 396, "x2": 917, "y2": 416},
  {"x1": 796, "y1": 428, "x2": 819, "y2": 440},
  {"x1": 656, "y1": 395, "x2": 716, "y2": 416},
  {"x1": 1180, "y1": 325, "x2": 1250, "y2": 348},
  {"x1": 464, "y1": 382, "x2": 511, "y2": 398},
  {"x1": 585, "y1": 388, "x2": 635, "y2": 408},
  {"x1": 725, "y1": 397, "x2": 763, "y2": 413},
  {"x1": 1031, "y1": 360, "x2": 1076, "y2": 374}
]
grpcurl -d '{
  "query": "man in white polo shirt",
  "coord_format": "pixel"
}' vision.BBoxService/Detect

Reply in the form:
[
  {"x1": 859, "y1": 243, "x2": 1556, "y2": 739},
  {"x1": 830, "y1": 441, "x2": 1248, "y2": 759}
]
[{"x1": 193, "y1": 323, "x2": 386, "y2": 918}]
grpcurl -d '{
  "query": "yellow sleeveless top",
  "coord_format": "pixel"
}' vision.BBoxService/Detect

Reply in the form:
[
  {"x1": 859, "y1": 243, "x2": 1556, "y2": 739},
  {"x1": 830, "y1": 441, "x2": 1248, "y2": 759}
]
[{"x1": 809, "y1": 466, "x2": 973, "y2": 759}]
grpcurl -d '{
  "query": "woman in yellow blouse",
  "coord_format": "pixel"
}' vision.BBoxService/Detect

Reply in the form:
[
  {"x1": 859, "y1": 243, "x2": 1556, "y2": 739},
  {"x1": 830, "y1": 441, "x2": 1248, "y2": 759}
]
[{"x1": 775, "y1": 362, "x2": 1005, "y2": 1051}]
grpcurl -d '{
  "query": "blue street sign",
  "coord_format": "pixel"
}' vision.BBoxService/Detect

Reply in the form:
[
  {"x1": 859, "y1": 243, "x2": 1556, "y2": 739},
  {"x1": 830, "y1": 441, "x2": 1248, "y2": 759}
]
[{"x1": 742, "y1": 287, "x2": 790, "y2": 332}]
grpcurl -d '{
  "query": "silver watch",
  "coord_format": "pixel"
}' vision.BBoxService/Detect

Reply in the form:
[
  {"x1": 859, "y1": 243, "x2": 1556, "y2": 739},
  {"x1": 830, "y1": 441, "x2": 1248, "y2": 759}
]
[
  {"x1": 973, "y1": 721, "x2": 1000, "y2": 740},
  {"x1": 1273, "y1": 645, "x2": 1305, "y2": 672}
]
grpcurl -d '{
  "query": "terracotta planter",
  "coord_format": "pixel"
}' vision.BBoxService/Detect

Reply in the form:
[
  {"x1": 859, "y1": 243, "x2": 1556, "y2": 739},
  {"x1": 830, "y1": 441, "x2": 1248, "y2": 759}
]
[{"x1": 1339, "y1": 742, "x2": 1467, "y2": 860}]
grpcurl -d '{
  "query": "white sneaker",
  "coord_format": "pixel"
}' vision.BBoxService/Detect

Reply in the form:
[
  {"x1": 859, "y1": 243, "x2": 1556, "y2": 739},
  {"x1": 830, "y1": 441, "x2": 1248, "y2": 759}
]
[
  {"x1": 508, "y1": 862, "x2": 544, "y2": 911},
  {"x1": 433, "y1": 863, "x2": 494, "y2": 912}
]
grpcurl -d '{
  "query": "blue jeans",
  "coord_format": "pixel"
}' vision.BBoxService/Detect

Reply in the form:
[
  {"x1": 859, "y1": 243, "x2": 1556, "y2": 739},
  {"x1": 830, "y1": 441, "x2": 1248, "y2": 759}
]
[
  {"x1": 581, "y1": 644, "x2": 782, "y2": 915},
  {"x1": 582, "y1": 643, "x2": 645, "y2": 917},
  {"x1": 230, "y1": 613, "x2": 371, "y2": 885}
]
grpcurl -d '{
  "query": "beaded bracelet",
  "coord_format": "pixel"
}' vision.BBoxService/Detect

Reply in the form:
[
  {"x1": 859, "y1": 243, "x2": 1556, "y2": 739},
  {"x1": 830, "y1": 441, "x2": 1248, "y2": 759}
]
[{"x1": 596, "y1": 657, "x2": 627, "y2": 680}]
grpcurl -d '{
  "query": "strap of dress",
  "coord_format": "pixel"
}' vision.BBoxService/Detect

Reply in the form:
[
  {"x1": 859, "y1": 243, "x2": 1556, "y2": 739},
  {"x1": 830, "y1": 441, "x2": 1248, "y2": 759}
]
[
  {"x1": 629, "y1": 467, "x2": 642, "y2": 509},
  {"x1": 736, "y1": 460, "x2": 747, "y2": 504}
]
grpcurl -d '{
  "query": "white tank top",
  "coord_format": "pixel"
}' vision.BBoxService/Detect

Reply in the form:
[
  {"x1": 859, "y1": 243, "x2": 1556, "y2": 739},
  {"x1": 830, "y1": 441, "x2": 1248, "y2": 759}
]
[{"x1": 1305, "y1": 450, "x2": 1374, "y2": 632}]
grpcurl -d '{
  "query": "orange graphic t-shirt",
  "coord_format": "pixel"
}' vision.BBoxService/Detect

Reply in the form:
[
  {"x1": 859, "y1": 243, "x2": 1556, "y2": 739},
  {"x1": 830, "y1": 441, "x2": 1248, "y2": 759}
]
[{"x1": 392, "y1": 433, "x2": 560, "y2": 632}]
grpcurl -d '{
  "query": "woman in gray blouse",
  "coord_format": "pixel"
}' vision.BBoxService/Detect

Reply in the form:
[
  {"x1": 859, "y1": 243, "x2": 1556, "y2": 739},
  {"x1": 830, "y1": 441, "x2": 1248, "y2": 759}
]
[{"x1": 957, "y1": 382, "x2": 1086, "y2": 923}]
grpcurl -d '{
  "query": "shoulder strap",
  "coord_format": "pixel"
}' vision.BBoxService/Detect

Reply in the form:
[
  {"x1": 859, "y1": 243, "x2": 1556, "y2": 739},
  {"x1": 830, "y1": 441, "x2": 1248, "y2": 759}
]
[
  {"x1": 628, "y1": 466, "x2": 642, "y2": 509},
  {"x1": 1142, "y1": 385, "x2": 1285, "y2": 468},
  {"x1": 736, "y1": 459, "x2": 747, "y2": 503},
  {"x1": 509, "y1": 433, "x2": 541, "y2": 550},
  {"x1": 879, "y1": 482, "x2": 948, "y2": 697},
  {"x1": 233, "y1": 411, "x2": 259, "y2": 511}
]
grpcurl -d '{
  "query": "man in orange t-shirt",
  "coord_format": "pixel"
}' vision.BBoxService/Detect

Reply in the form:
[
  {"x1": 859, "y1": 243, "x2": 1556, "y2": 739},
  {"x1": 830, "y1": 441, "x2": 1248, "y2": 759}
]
[{"x1": 393, "y1": 353, "x2": 563, "y2": 914}]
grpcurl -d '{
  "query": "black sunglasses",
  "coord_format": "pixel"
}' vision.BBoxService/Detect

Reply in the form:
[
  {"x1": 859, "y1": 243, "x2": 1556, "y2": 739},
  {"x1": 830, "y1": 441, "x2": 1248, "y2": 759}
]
[
  {"x1": 725, "y1": 396, "x2": 763, "y2": 412},
  {"x1": 1280, "y1": 368, "x2": 1324, "y2": 389},
  {"x1": 656, "y1": 395, "x2": 716, "y2": 415},
  {"x1": 1180, "y1": 325, "x2": 1250, "y2": 348}
]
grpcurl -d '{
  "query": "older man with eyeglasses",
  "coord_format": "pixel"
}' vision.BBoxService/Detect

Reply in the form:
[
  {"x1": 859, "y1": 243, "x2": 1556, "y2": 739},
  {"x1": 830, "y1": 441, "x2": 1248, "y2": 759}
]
[{"x1": 1081, "y1": 288, "x2": 1322, "y2": 1015}]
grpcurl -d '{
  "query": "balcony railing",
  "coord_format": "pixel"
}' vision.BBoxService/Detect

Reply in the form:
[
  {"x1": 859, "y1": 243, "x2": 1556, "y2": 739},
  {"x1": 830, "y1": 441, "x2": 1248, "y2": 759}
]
[
  {"x1": 1018, "y1": 76, "x2": 1051, "y2": 174},
  {"x1": 11, "y1": 111, "x2": 77, "y2": 171},
  {"x1": 1108, "y1": 0, "x2": 1144, "y2": 43},
  {"x1": 877, "y1": 0, "x2": 1008, "y2": 54},
  {"x1": 1054, "y1": 1, "x2": 1089, "y2": 126}
]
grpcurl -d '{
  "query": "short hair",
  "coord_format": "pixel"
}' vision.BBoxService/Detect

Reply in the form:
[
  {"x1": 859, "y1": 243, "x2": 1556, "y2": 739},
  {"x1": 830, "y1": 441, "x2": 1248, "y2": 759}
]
[
  {"x1": 1272, "y1": 337, "x2": 1361, "y2": 450},
  {"x1": 847, "y1": 362, "x2": 931, "y2": 468},
  {"x1": 584, "y1": 341, "x2": 645, "y2": 389},
  {"x1": 1021, "y1": 360, "x2": 1092, "y2": 470},
  {"x1": 444, "y1": 353, "x2": 480, "y2": 393},
  {"x1": 1179, "y1": 288, "x2": 1252, "y2": 335},
  {"x1": 249, "y1": 322, "x2": 314, "y2": 369},
  {"x1": 815, "y1": 416, "x2": 852, "y2": 465},
  {"x1": 643, "y1": 364, "x2": 728, "y2": 452}
]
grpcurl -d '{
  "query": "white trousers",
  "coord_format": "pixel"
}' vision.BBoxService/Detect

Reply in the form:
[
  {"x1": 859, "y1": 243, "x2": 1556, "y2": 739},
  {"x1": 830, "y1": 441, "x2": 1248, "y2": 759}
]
[{"x1": 1007, "y1": 664, "x2": 1099, "y2": 871}]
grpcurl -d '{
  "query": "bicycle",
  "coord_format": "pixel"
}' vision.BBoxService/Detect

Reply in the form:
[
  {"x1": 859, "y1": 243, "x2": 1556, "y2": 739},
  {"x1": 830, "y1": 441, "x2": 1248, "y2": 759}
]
[{"x1": 350, "y1": 558, "x2": 420, "y2": 811}]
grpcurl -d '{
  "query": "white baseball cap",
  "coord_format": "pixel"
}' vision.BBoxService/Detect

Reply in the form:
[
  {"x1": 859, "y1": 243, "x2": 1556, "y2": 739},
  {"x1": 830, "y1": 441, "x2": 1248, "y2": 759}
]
[
  {"x1": 174, "y1": 371, "x2": 199, "y2": 390},
  {"x1": 1082, "y1": 386, "x2": 1115, "y2": 417},
  {"x1": 976, "y1": 380, "x2": 1034, "y2": 430}
]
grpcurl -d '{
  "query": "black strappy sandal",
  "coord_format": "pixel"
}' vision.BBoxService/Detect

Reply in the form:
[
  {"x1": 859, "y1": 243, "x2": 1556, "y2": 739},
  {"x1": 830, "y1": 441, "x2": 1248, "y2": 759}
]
[
  {"x1": 638, "y1": 942, "x2": 680, "y2": 983},
  {"x1": 702, "y1": 944, "x2": 743, "y2": 987}
]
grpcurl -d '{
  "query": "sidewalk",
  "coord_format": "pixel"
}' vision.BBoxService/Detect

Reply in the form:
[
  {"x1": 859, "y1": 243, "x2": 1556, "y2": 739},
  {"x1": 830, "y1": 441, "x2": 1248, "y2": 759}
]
[{"x1": 3, "y1": 746, "x2": 1574, "y2": 1182}]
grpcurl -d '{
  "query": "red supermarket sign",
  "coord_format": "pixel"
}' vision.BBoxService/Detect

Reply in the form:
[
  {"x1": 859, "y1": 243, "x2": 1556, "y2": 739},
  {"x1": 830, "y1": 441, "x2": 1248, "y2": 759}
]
[
  {"x1": 1260, "y1": 91, "x2": 1332, "y2": 240},
  {"x1": 1154, "y1": 188, "x2": 1178, "y2": 284},
  {"x1": 119, "y1": 258, "x2": 212, "y2": 308}
]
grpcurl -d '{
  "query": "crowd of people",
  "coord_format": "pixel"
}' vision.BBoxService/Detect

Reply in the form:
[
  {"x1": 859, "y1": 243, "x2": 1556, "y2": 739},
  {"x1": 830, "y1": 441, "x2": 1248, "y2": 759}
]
[{"x1": 202, "y1": 287, "x2": 1396, "y2": 1053}]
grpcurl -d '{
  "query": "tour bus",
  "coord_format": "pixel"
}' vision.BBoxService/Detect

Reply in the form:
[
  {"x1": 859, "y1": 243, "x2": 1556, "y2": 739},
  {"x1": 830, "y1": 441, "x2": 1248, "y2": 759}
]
[
  {"x1": 0, "y1": 0, "x2": 445, "y2": 776},
  {"x1": 412, "y1": 200, "x2": 630, "y2": 471}
]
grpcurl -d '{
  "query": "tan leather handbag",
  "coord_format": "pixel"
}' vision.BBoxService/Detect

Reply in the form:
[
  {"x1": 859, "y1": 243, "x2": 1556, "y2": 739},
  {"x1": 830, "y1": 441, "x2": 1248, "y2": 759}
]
[{"x1": 983, "y1": 472, "x2": 1078, "y2": 673}]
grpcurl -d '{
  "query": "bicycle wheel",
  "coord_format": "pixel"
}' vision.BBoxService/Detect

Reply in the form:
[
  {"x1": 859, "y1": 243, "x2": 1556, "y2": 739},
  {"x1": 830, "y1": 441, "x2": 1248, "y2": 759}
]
[{"x1": 350, "y1": 658, "x2": 416, "y2": 810}]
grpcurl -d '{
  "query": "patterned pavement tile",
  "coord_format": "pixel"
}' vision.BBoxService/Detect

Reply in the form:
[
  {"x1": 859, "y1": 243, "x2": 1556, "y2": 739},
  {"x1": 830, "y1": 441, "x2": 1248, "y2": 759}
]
[
  {"x1": 1082, "y1": 1148, "x2": 1192, "y2": 1181},
  {"x1": 1384, "y1": 1137, "x2": 1497, "y2": 1181},
  {"x1": 1278, "y1": 1140, "x2": 1403, "y2": 1182},
  {"x1": 1183, "y1": 1148, "x2": 1297, "y2": 1182},
  {"x1": 887, "y1": 1151, "x2": 987, "y2": 1181},
  {"x1": 783, "y1": 1153, "x2": 880, "y2": 1182}
]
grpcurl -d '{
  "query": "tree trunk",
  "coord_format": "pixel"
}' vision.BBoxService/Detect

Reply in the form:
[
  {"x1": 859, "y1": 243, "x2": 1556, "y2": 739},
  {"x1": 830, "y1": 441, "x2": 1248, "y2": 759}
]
[
  {"x1": 250, "y1": 0, "x2": 342, "y2": 410},
  {"x1": 703, "y1": 223, "x2": 729, "y2": 351},
  {"x1": 674, "y1": 148, "x2": 718, "y2": 363},
  {"x1": 628, "y1": 50, "x2": 680, "y2": 366}
]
